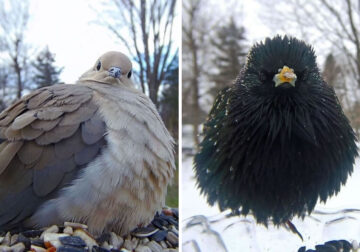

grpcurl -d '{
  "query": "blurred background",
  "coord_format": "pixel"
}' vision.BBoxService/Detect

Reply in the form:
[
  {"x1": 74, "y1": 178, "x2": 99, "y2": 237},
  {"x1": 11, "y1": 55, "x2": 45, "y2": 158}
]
[
  {"x1": 182, "y1": 0, "x2": 360, "y2": 251},
  {"x1": 0, "y1": 0, "x2": 179, "y2": 207}
]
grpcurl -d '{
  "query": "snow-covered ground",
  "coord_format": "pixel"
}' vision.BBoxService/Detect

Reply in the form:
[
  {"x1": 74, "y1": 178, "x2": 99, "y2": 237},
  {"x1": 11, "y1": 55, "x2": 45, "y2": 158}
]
[{"x1": 182, "y1": 125, "x2": 360, "y2": 252}]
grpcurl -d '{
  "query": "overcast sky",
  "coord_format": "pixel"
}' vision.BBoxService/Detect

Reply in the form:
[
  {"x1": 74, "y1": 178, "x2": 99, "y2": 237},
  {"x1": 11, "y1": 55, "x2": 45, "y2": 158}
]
[
  {"x1": 23, "y1": 0, "x2": 273, "y2": 85},
  {"x1": 23, "y1": 0, "x2": 324, "y2": 84},
  {"x1": 25, "y1": 0, "x2": 180, "y2": 84},
  {"x1": 200, "y1": 0, "x2": 330, "y2": 68}
]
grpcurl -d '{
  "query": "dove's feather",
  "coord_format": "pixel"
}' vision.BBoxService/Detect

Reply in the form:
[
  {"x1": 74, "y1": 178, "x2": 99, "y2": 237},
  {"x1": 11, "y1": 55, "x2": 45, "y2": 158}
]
[
  {"x1": 0, "y1": 84, "x2": 106, "y2": 230},
  {"x1": 0, "y1": 51, "x2": 175, "y2": 235}
]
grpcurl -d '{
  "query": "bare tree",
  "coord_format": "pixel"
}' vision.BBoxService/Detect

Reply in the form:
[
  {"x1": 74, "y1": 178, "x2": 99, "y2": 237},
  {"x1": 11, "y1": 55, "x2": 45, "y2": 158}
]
[
  {"x1": 182, "y1": 0, "x2": 204, "y2": 149},
  {"x1": 99, "y1": 0, "x2": 177, "y2": 106},
  {"x1": 183, "y1": 0, "x2": 244, "y2": 149},
  {"x1": 0, "y1": 0, "x2": 31, "y2": 100},
  {"x1": 0, "y1": 65, "x2": 9, "y2": 110},
  {"x1": 160, "y1": 53, "x2": 179, "y2": 140},
  {"x1": 0, "y1": 66, "x2": 9, "y2": 97}
]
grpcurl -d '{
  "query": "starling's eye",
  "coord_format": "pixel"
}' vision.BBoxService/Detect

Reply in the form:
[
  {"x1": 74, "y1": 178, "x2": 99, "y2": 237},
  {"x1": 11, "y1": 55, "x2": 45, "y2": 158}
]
[
  {"x1": 259, "y1": 70, "x2": 270, "y2": 82},
  {"x1": 127, "y1": 70, "x2": 132, "y2": 78},
  {"x1": 96, "y1": 61, "x2": 101, "y2": 71},
  {"x1": 299, "y1": 68, "x2": 309, "y2": 81}
]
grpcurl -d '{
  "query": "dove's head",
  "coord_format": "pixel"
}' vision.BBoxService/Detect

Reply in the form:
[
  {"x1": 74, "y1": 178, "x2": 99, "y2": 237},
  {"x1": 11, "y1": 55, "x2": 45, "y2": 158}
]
[{"x1": 79, "y1": 51, "x2": 133, "y2": 87}]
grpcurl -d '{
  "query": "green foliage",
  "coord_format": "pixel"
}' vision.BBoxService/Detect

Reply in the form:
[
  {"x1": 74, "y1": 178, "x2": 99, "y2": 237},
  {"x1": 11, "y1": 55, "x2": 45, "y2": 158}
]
[
  {"x1": 32, "y1": 47, "x2": 63, "y2": 88},
  {"x1": 166, "y1": 159, "x2": 179, "y2": 207},
  {"x1": 161, "y1": 54, "x2": 178, "y2": 207}
]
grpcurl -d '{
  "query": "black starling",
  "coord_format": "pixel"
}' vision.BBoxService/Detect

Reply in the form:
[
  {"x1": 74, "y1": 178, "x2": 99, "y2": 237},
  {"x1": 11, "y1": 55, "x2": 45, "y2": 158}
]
[{"x1": 194, "y1": 36, "x2": 358, "y2": 228}]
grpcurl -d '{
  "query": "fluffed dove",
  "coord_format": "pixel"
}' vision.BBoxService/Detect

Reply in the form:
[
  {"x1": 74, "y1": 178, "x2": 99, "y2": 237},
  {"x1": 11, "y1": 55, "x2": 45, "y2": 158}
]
[{"x1": 0, "y1": 51, "x2": 175, "y2": 235}]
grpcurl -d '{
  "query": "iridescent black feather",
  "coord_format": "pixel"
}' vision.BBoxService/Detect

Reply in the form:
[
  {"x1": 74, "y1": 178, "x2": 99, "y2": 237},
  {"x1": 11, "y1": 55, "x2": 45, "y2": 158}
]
[{"x1": 194, "y1": 36, "x2": 358, "y2": 225}]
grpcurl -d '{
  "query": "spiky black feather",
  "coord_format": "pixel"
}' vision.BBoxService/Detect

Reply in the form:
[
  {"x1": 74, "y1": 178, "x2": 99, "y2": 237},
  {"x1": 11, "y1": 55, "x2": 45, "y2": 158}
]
[{"x1": 194, "y1": 36, "x2": 358, "y2": 225}]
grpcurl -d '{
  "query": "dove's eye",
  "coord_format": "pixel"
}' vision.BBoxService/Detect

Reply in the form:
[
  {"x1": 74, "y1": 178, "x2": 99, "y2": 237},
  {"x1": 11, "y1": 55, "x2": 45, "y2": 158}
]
[
  {"x1": 96, "y1": 61, "x2": 101, "y2": 71},
  {"x1": 127, "y1": 70, "x2": 132, "y2": 78}
]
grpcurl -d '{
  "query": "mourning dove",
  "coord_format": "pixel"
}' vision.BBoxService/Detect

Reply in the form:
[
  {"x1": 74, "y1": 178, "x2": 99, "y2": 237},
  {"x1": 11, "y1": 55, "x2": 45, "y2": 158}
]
[{"x1": 0, "y1": 51, "x2": 175, "y2": 236}]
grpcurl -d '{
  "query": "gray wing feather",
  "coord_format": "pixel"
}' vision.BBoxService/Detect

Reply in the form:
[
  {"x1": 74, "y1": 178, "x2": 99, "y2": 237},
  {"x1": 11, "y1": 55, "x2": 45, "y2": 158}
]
[
  {"x1": 59, "y1": 102, "x2": 98, "y2": 126},
  {"x1": 31, "y1": 118, "x2": 61, "y2": 131},
  {"x1": 17, "y1": 141, "x2": 43, "y2": 165},
  {"x1": 21, "y1": 126, "x2": 43, "y2": 140},
  {"x1": 54, "y1": 130, "x2": 86, "y2": 159},
  {"x1": 33, "y1": 161, "x2": 66, "y2": 197},
  {"x1": 36, "y1": 124, "x2": 79, "y2": 145},
  {"x1": 0, "y1": 84, "x2": 107, "y2": 230},
  {"x1": 81, "y1": 113, "x2": 106, "y2": 144},
  {"x1": 74, "y1": 140, "x2": 104, "y2": 166},
  {"x1": 0, "y1": 142, "x2": 23, "y2": 174}
]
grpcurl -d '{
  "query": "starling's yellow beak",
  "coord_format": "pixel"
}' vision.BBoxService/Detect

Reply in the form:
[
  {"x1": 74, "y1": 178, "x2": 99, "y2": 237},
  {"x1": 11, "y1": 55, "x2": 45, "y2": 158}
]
[{"x1": 273, "y1": 66, "x2": 297, "y2": 87}]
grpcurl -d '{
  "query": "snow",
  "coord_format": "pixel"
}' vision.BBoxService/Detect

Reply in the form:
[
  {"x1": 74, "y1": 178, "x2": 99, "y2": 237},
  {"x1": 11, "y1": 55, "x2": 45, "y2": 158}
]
[{"x1": 181, "y1": 125, "x2": 360, "y2": 252}]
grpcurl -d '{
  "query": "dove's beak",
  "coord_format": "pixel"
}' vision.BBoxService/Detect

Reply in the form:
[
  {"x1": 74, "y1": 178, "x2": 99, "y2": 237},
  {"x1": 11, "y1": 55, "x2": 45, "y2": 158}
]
[{"x1": 108, "y1": 67, "x2": 121, "y2": 78}]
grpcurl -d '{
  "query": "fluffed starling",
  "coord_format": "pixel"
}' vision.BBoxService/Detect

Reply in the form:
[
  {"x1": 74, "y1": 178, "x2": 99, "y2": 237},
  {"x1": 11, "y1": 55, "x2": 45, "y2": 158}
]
[{"x1": 194, "y1": 36, "x2": 358, "y2": 228}]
